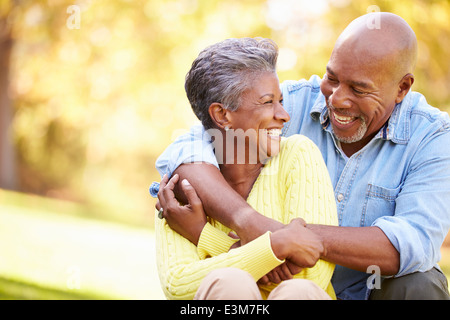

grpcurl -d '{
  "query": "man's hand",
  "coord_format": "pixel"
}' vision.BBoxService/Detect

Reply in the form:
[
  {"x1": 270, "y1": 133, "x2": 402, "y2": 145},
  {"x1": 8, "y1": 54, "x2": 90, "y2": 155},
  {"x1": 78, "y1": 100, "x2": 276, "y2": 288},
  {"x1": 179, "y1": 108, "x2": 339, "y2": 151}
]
[
  {"x1": 157, "y1": 174, "x2": 207, "y2": 245},
  {"x1": 270, "y1": 218, "x2": 324, "y2": 269},
  {"x1": 258, "y1": 219, "x2": 320, "y2": 285}
]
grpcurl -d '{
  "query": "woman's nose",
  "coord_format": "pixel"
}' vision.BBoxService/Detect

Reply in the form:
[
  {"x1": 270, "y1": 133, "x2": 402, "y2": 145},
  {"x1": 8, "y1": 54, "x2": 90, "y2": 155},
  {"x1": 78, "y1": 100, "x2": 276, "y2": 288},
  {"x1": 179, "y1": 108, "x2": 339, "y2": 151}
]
[{"x1": 274, "y1": 102, "x2": 290, "y2": 123}]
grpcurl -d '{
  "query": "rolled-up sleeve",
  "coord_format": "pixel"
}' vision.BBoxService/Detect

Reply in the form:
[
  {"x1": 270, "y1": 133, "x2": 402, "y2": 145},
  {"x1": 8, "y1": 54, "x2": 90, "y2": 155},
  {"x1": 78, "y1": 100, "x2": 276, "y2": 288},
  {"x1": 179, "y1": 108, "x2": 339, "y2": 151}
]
[{"x1": 155, "y1": 124, "x2": 219, "y2": 178}]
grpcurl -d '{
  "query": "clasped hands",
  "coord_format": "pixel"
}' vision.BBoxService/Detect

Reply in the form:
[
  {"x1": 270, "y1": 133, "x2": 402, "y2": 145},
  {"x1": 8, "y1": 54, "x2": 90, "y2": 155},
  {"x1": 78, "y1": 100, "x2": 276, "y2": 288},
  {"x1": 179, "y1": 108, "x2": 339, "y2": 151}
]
[{"x1": 156, "y1": 174, "x2": 324, "y2": 285}]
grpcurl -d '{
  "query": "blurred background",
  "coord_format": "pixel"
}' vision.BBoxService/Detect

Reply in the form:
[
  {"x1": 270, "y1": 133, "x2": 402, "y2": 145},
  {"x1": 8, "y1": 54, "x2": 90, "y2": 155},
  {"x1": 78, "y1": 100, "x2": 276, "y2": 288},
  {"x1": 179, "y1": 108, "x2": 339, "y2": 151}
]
[{"x1": 0, "y1": 0, "x2": 449, "y2": 299}]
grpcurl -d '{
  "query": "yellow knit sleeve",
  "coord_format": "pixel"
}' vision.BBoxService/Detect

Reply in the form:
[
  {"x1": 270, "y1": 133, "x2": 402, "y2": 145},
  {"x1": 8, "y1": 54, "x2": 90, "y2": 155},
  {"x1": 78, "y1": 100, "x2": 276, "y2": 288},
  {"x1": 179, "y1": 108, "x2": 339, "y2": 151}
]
[
  {"x1": 155, "y1": 211, "x2": 284, "y2": 300},
  {"x1": 197, "y1": 222, "x2": 239, "y2": 259}
]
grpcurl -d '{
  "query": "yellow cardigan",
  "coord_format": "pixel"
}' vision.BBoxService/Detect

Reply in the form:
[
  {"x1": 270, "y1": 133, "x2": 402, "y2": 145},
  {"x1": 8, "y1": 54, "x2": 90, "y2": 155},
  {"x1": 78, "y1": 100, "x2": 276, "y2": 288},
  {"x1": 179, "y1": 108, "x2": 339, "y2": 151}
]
[{"x1": 155, "y1": 134, "x2": 338, "y2": 300}]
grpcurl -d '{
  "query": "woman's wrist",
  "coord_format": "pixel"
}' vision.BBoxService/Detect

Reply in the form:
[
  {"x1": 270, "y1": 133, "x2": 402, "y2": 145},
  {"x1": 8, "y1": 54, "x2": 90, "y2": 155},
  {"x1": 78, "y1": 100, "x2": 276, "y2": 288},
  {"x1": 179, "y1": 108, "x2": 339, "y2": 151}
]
[
  {"x1": 190, "y1": 221, "x2": 207, "y2": 246},
  {"x1": 269, "y1": 229, "x2": 288, "y2": 261}
]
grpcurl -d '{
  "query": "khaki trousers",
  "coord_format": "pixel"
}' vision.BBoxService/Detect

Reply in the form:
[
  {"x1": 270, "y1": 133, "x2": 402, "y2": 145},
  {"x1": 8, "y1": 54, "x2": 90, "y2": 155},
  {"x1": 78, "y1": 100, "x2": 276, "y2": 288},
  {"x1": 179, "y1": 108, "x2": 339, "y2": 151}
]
[{"x1": 194, "y1": 268, "x2": 331, "y2": 300}]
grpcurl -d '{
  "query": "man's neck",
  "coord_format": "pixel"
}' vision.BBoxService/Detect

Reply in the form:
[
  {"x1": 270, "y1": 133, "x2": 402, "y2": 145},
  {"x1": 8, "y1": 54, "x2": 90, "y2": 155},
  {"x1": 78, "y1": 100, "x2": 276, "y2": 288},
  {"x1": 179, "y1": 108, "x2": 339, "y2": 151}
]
[
  {"x1": 340, "y1": 142, "x2": 364, "y2": 157},
  {"x1": 339, "y1": 133, "x2": 377, "y2": 157}
]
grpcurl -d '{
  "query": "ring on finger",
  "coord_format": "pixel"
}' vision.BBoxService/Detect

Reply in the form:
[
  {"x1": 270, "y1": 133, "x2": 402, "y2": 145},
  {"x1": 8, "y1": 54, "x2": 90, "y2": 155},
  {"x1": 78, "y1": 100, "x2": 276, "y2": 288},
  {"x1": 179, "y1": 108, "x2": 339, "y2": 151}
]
[{"x1": 158, "y1": 207, "x2": 164, "y2": 219}]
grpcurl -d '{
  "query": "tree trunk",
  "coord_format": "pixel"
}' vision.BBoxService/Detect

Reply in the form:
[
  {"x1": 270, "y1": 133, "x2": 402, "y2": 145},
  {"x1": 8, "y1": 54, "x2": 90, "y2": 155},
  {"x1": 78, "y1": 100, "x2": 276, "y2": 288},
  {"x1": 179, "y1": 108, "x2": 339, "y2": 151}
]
[{"x1": 0, "y1": 17, "x2": 17, "y2": 190}]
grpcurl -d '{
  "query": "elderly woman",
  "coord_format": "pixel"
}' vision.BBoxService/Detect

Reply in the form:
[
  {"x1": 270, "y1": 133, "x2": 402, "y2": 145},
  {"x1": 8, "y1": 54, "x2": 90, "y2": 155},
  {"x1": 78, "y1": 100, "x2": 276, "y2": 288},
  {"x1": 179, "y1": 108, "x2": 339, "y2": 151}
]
[{"x1": 155, "y1": 38, "x2": 337, "y2": 300}]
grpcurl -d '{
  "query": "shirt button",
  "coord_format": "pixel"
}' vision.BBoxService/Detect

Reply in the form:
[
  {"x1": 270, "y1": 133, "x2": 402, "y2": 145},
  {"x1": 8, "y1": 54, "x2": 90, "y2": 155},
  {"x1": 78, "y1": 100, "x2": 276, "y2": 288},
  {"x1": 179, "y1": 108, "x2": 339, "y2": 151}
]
[
  {"x1": 149, "y1": 182, "x2": 160, "y2": 198},
  {"x1": 337, "y1": 194, "x2": 344, "y2": 202}
]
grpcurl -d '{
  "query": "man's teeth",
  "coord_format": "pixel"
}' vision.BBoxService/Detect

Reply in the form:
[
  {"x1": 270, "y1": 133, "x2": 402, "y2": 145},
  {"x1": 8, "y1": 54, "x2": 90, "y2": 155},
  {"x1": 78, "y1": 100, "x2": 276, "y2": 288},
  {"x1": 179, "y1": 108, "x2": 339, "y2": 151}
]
[
  {"x1": 334, "y1": 113, "x2": 356, "y2": 124},
  {"x1": 267, "y1": 129, "x2": 282, "y2": 137}
]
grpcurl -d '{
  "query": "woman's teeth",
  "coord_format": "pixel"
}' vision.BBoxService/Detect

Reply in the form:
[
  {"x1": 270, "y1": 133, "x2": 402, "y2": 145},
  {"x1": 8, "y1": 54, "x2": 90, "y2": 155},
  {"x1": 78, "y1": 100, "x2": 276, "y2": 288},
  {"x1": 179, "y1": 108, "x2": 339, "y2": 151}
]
[{"x1": 267, "y1": 129, "x2": 282, "y2": 137}]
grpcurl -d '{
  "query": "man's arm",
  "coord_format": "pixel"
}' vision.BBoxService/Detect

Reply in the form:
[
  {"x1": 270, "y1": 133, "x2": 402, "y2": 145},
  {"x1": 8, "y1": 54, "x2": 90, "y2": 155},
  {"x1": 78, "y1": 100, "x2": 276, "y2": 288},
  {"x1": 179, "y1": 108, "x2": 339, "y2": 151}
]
[
  {"x1": 173, "y1": 163, "x2": 400, "y2": 276},
  {"x1": 173, "y1": 163, "x2": 284, "y2": 244},
  {"x1": 309, "y1": 225, "x2": 400, "y2": 276},
  {"x1": 370, "y1": 128, "x2": 450, "y2": 277}
]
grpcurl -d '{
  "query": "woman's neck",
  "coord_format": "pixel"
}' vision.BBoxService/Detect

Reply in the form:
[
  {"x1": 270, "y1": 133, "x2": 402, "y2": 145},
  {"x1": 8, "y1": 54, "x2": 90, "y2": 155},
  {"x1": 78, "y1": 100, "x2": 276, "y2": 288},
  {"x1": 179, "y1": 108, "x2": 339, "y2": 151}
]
[{"x1": 219, "y1": 162, "x2": 263, "y2": 200}]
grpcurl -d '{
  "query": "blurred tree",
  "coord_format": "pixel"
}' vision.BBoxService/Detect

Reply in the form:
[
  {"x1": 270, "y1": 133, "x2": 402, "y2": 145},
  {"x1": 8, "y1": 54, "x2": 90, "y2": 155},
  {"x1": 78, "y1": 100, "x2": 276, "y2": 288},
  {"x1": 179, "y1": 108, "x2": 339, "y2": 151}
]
[
  {"x1": 1, "y1": 0, "x2": 449, "y2": 225},
  {"x1": 4, "y1": 0, "x2": 275, "y2": 224},
  {"x1": 0, "y1": 0, "x2": 17, "y2": 190}
]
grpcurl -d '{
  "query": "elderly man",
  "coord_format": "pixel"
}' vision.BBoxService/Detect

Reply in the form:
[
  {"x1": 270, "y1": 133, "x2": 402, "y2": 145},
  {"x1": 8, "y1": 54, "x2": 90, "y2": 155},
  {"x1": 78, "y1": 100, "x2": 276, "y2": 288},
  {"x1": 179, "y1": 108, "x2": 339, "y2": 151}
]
[{"x1": 153, "y1": 12, "x2": 450, "y2": 300}]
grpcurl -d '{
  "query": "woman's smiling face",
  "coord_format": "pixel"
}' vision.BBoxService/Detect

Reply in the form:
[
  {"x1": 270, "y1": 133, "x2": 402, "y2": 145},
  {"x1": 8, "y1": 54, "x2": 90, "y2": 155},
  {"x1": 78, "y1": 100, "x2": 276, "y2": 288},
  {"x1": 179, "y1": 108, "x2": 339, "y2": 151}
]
[{"x1": 225, "y1": 71, "x2": 290, "y2": 163}]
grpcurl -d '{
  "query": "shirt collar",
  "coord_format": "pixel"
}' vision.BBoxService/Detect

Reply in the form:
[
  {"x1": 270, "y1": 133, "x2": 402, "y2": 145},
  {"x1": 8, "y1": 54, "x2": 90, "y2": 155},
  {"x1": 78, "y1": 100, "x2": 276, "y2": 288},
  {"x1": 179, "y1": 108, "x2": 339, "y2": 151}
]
[{"x1": 384, "y1": 91, "x2": 413, "y2": 144}]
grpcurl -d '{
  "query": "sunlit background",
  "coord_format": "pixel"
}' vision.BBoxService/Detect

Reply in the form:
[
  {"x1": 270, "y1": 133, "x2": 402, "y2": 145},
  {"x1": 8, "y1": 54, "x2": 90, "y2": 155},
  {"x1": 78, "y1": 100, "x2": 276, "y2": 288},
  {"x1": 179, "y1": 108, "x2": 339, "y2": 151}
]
[{"x1": 1, "y1": 0, "x2": 449, "y2": 299}]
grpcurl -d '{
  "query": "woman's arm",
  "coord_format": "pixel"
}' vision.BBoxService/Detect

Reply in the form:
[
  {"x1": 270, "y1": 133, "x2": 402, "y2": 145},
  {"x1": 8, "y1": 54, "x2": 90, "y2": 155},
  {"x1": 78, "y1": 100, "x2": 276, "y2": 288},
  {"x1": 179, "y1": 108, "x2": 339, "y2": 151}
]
[
  {"x1": 157, "y1": 174, "x2": 207, "y2": 245},
  {"x1": 155, "y1": 212, "x2": 284, "y2": 300},
  {"x1": 156, "y1": 173, "x2": 285, "y2": 299},
  {"x1": 157, "y1": 174, "x2": 238, "y2": 257}
]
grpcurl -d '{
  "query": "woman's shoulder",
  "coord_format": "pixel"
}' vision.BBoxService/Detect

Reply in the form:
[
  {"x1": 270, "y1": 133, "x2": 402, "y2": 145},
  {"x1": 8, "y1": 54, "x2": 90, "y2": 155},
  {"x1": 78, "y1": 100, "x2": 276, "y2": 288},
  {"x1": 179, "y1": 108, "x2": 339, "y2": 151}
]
[
  {"x1": 280, "y1": 134, "x2": 318, "y2": 153},
  {"x1": 261, "y1": 135, "x2": 321, "y2": 176},
  {"x1": 277, "y1": 134, "x2": 323, "y2": 167}
]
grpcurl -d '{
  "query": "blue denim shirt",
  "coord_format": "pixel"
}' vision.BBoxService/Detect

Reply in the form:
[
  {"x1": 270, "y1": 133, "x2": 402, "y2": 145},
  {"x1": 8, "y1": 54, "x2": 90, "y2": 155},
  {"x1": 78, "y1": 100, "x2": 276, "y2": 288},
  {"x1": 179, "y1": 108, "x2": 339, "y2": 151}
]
[{"x1": 153, "y1": 75, "x2": 450, "y2": 300}]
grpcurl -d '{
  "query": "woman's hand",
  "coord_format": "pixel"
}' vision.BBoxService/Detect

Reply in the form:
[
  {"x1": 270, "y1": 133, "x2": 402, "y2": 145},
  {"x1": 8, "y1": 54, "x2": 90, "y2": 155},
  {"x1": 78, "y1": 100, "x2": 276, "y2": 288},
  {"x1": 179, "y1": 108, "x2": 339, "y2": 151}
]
[
  {"x1": 156, "y1": 174, "x2": 207, "y2": 245},
  {"x1": 258, "y1": 261, "x2": 302, "y2": 286}
]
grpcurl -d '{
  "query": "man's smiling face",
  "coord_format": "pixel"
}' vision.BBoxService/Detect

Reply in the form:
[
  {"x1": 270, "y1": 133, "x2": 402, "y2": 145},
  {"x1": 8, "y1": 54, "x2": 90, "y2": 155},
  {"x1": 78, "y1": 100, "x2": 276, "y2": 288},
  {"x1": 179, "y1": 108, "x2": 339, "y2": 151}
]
[
  {"x1": 320, "y1": 49, "x2": 398, "y2": 149},
  {"x1": 319, "y1": 13, "x2": 417, "y2": 156}
]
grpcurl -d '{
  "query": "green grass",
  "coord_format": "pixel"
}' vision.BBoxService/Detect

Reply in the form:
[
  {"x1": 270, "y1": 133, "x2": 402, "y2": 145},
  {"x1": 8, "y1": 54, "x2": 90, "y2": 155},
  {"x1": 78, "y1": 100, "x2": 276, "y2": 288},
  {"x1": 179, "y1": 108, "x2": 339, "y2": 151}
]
[
  {"x1": 0, "y1": 277, "x2": 111, "y2": 300},
  {"x1": 439, "y1": 247, "x2": 450, "y2": 282},
  {"x1": 0, "y1": 189, "x2": 448, "y2": 300},
  {"x1": 0, "y1": 189, "x2": 164, "y2": 300}
]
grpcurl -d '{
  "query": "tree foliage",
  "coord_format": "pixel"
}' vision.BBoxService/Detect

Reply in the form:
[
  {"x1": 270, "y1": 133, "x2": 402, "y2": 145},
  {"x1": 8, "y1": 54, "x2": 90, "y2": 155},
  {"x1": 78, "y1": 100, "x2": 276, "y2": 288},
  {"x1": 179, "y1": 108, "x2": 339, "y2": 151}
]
[{"x1": 1, "y1": 0, "x2": 449, "y2": 225}]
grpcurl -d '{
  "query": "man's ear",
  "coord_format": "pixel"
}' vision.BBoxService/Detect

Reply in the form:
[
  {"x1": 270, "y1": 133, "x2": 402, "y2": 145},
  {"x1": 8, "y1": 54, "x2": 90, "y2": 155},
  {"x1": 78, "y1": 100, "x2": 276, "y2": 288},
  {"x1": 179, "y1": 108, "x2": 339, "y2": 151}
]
[
  {"x1": 209, "y1": 103, "x2": 231, "y2": 129},
  {"x1": 395, "y1": 73, "x2": 414, "y2": 104}
]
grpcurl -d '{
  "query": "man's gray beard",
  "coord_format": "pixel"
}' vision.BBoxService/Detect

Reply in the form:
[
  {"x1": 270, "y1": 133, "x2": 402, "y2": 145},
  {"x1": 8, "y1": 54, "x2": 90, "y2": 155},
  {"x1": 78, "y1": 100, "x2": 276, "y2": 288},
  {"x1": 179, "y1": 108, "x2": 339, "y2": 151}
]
[
  {"x1": 327, "y1": 100, "x2": 368, "y2": 144},
  {"x1": 333, "y1": 118, "x2": 368, "y2": 144}
]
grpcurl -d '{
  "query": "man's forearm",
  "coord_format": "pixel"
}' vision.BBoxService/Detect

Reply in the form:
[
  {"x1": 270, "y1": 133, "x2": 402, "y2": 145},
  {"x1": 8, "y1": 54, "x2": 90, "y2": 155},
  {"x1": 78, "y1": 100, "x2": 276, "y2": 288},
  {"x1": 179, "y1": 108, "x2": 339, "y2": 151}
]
[
  {"x1": 308, "y1": 224, "x2": 400, "y2": 276},
  {"x1": 173, "y1": 163, "x2": 283, "y2": 243}
]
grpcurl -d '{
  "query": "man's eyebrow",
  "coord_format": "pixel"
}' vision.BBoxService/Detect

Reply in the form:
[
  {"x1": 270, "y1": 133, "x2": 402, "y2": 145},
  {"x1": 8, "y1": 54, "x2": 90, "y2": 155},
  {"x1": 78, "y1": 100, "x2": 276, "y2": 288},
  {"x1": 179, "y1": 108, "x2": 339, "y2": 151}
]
[
  {"x1": 326, "y1": 66, "x2": 336, "y2": 76},
  {"x1": 349, "y1": 80, "x2": 373, "y2": 89},
  {"x1": 327, "y1": 66, "x2": 373, "y2": 90}
]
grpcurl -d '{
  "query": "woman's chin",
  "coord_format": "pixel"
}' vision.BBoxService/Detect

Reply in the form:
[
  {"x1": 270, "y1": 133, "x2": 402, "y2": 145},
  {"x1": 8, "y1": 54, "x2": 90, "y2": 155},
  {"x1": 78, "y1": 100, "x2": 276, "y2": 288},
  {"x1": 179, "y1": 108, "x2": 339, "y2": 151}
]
[{"x1": 259, "y1": 141, "x2": 281, "y2": 163}]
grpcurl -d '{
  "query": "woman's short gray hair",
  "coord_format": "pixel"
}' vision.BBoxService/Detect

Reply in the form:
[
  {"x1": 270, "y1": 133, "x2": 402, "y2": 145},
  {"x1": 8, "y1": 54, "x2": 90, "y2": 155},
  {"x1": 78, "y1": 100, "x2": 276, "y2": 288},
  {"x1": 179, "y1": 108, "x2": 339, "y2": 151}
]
[{"x1": 185, "y1": 37, "x2": 279, "y2": 129}]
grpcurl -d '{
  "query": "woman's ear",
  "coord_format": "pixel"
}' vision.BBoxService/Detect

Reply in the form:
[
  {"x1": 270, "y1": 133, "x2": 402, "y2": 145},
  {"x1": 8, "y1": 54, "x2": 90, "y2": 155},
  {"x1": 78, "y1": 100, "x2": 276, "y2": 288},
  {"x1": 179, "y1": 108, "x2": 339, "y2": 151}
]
[
  {"x1": 395, "y1": 73, "x2": 414, "y2": 104},
  {"x1": 209, "y1": 103, "x2": 231, "y2": 130}
]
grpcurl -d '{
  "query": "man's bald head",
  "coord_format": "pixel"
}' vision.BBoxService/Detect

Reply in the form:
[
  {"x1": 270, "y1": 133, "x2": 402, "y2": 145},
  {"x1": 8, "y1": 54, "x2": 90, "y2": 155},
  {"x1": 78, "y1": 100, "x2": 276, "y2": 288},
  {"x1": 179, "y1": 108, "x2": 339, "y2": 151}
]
[{"x1": 332, "y1": 12, "x2": 418, "y2": 81}]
